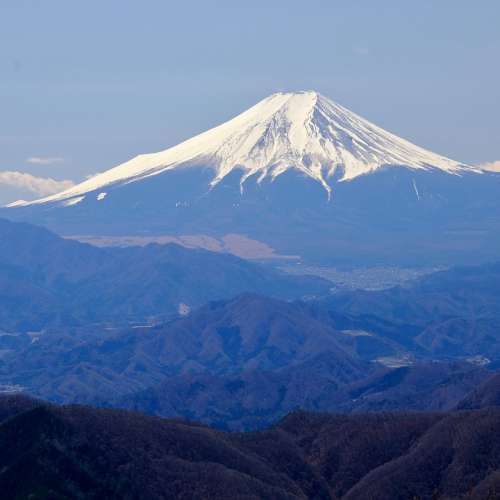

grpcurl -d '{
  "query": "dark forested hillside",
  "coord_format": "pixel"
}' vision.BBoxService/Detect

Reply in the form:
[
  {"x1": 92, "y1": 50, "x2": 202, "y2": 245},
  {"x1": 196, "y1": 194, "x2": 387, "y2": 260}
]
[
  {"x1": 2, "y1": 397, "x2": 500, "y2": 499},
  {"x1": 114, "y1": 360, "x2": 488, "y2": 431},
  {"x1": 457, "y1": 370, "x2": 500, "y2": 410}
]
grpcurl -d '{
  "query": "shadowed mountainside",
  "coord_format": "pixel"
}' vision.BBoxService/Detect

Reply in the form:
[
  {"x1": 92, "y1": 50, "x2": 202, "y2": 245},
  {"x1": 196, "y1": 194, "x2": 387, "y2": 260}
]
[
  {"x1": 114, "y1": 360, "x2": 488, "y2": 431},
  {"x1": 457, "y1": 371, "x2": 500, "y2": 410},
  {"x1": 2, "y1": 397, "x2": 500, "y2": 499}
]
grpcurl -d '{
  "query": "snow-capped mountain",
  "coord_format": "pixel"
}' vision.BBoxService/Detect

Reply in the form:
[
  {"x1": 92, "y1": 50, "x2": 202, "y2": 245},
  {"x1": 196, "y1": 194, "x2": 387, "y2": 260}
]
[
  {"x1": 12, "y1": 91, "x2": 478, "y2": 206},
  {"x1": 4, "y1": 91, "x2": 499, "y2": 266}
]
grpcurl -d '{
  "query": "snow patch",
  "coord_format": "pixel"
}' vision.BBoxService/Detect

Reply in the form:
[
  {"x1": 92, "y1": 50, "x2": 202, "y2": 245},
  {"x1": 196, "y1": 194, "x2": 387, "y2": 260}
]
[
  {"x1": 62, "y1": 196, "x2": 85, "y2": 206},
  {"x1": 178, "y1": 303, "x2": 191, "y2": 316},
  {"x1": 412, "y1": 179, "x2": 421, "y2": 200},
  {"x1": 5, "y1": 199, "x2": 29, "y2": 208}
]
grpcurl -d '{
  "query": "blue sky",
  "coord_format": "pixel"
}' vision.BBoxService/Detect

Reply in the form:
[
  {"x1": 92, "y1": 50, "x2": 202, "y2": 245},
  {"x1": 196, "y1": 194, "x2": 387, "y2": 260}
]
[{"x1": 1, "y1": 1, "x2": 499, "y2": 202}]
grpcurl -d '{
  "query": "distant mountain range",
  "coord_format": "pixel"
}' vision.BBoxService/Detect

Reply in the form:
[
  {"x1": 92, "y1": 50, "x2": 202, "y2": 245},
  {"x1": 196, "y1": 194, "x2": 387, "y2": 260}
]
[
  {"x1": 2, "y1": 219, "x2": 500, "y2": 430},
  {"x1": 316, "y1": 261, "x2": 500, "y2": 360},
  {"x1": 0, "y1": 218, "x2": 329, "y2": 331},
  {"x1": 1, "y1": 288, "x2": 493, "y2": 430},
  {"x1": 3, "y1": 91, "x2": 500, "y2": 265}
]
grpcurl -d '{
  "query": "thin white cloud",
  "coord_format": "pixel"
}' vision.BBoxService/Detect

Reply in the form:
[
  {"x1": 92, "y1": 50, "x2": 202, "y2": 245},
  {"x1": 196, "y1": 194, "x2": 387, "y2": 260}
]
[
  {"x1": 26, "y1": 156, "x2": 65, "y2": 165},
  {"x1": 477, "y1": 160, "x2": 500, "y2": 172},
  {"x1": 0, "y1": 171, "x2": 74, "y2": 196},
  {"x1": 353, "y1": 46, "x2": 370, "y2": 56}
]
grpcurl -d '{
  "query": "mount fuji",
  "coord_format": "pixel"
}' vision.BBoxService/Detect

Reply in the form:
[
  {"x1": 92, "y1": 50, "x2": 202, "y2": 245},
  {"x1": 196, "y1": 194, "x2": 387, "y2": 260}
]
[{"x1": 4, "y1": 91, "x2": 500, "y2": 265}]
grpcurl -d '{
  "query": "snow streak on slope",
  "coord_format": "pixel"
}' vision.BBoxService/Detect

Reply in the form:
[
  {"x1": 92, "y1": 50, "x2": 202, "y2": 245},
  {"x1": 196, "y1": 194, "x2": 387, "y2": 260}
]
[{"x1": 15, "y1": 91, "x2": 478, "y2": 206}]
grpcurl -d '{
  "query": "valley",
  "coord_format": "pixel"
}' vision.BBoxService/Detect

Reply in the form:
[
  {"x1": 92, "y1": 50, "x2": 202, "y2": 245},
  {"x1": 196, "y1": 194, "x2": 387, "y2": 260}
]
[{"x1": 280, "y1": 264, "x2": 444, "y2": 291}]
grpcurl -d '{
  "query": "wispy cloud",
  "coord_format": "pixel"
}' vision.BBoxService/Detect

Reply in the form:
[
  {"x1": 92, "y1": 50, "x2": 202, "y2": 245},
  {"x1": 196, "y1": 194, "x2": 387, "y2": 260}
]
[
  {"x1": 26, "y1": 156, "x2": 65, "y2": 165},
  {"x1": 477, "y1": 160, "x2": 500, "y2": 172},
  {"x1": 0, "y1": 171, "x2": 74, "y2": 196},
  {"x1": 352, "y1": 46, "x2": 370, "y2": 56}
]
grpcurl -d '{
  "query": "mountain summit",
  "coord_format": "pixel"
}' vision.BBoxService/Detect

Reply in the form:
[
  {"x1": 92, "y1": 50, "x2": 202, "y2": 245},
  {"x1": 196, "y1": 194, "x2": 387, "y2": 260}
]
[
  {"x1": 4, "y1": 91, "x2": 499, "y2": 266},
  {"x1": 13, "y1": 91, "x2": 477, "y2": 206}
]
